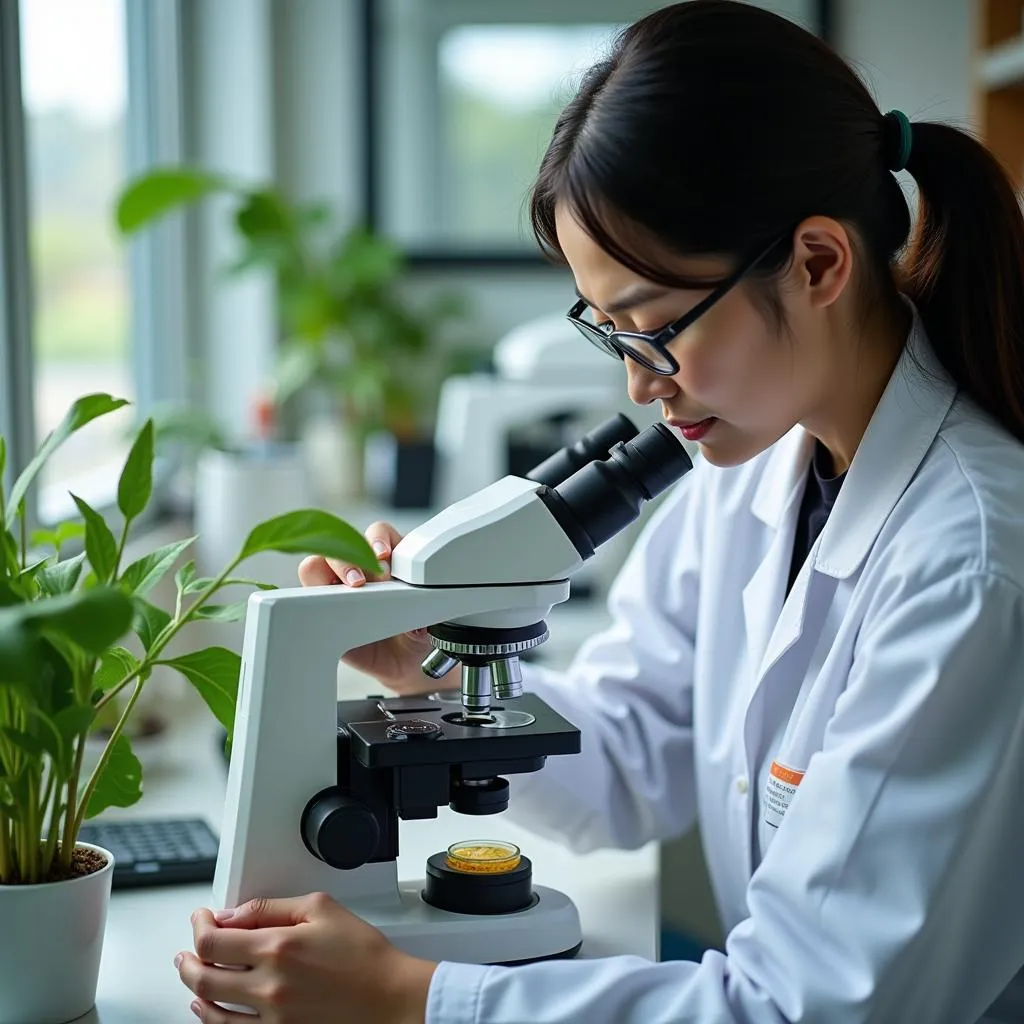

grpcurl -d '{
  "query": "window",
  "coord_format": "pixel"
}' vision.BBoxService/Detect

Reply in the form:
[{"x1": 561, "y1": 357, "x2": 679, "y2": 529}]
[
  {"x1": 364, "y1": 0, "x2": 823, "y2": 263},
  {"x1": 0, "y1": 0, "x2": 186, "y2": 527},
  {"x1": 21, "y1": 0, "x2": 134, "y2": 517}
]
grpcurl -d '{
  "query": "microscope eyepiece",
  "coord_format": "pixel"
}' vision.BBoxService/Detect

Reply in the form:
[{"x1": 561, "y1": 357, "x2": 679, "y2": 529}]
[
  {"x1": 538, "y1": 422, "x2": 693, "y2": 558},
  {"x1": 525, "y1": 413, "x2": 638, "y2": 488}
]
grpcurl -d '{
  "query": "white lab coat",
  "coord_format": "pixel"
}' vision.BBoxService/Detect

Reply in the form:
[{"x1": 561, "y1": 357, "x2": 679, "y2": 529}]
[{"x1": 425, "y1": 308, "x2": 1024, "y2": 1024}]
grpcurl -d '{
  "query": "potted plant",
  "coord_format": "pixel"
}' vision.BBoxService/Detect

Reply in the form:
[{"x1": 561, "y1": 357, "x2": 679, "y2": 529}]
[
  {"x1": 114, "y1": 168, "x2": 469, "y2": 506},
  {"x1": 0, "y1": 392, "x2": 378, "y2": 1024}
]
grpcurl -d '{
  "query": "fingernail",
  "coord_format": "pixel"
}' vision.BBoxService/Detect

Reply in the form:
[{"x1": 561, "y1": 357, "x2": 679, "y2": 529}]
[
  {"x1": 372, "y1": 539, "x2": 388, "y2": 555},
  {"x1": 173, "y1": 952, "x2": 184, "y2": 969},
  {"x1": 345, "y1": 569, "x2": 364, "y2": 585},
  {"x1": 191, "y1": 1000, "x2": 203, "y2": 1019},
  {"x1": 214, "y1": 907, "x2": 235, "y2": 922}
]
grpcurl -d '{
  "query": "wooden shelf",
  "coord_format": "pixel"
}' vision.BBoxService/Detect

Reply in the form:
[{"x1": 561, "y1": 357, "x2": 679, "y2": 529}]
[
  {"x1": 980, "y1": 36, "x2": 1024, "y2": 89},
  {"x1": 976, "y1": 1, "x2": 1024, "y2": 187}
]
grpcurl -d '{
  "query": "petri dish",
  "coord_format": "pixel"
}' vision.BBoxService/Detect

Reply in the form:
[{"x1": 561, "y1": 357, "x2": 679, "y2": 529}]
[{"x1": 445, "y1": 840, "x2": 521, "y2": 874}]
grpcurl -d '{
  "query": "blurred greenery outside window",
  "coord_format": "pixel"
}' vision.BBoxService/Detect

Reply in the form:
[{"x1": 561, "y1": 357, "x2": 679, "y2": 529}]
[
  {"x1": 436, "y1": 24, "x2": 623, "y2": 248},
  {"x1": 12, "y1": 0, "x2": 185, "y2": 527},
  {"x1": 21, "y1": 0, "x2": 134, "y2": 520},
  {"x1": 370, "y1": 0, "x2": 645, "y2": 255}
]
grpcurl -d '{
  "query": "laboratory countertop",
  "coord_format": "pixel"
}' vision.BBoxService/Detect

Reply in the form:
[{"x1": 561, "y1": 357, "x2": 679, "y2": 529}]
[{"x1": 84, "y1": 698, "x2": 658, "y2": 1023}]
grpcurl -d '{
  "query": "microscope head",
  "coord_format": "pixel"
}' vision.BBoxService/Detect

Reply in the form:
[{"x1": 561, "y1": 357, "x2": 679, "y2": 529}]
[{"x1": 390, "y1": 416, "x2": 693, "y2": 717}]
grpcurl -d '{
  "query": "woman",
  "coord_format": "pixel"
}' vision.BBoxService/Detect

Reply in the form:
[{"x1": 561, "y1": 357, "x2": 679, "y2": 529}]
[{"x1": 177, "y1": 2, "x2": 1024, "y2": 1021}]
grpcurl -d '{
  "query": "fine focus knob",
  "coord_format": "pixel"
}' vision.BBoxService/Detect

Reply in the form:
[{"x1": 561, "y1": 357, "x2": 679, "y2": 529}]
[{"x1": 301, "y1": 789, "x2": 380, "y2": 870}]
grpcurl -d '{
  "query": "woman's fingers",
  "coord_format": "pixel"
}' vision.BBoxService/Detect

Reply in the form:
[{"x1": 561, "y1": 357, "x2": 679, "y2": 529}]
[
  {"x1": 297, "y1": 555, "x2": 340, "y2": 587},
  {"x1": 297, "y1": 523, "x2": 406, "y2": 589}
]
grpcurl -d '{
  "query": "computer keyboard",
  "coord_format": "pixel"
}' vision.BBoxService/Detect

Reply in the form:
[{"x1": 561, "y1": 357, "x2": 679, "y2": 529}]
[{"x1": 78, "y1": 817, "x2": 220, "y2": 889}]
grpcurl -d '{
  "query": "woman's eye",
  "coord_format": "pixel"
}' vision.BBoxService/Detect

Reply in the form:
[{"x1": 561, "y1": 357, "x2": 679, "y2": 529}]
[{"x1": 597, "y1": 320, "x2": 614, "y2": 336}]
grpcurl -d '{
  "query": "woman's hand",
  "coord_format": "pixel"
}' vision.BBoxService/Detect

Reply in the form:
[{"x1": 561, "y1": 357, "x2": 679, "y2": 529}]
[
  {"x1": 176, "y1": 892, "x2": 437, "y2": 1024},
  {"x1": 297, "y1": 520, "x2": 459, "y2": 695}
]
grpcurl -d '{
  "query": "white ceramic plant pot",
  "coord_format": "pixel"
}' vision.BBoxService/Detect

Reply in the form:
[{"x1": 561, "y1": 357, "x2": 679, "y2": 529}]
[
  {"x1": 194, "y1": 444, "x2": 312, "y2": 589},
  {"x1": 0, "y1": 842, "x2": 114, "y2": 1024}
]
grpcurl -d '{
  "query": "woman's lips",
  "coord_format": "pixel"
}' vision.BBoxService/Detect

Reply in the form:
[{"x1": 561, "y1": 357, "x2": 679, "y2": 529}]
[{"x1": 671, "y1": 417, "x2": 718, "y2": 441}]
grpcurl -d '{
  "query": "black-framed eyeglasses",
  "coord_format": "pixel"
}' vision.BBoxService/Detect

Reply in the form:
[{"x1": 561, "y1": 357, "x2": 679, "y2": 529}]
[{"x1": 566, "y1": 234, "x2": 788, "y2": 375}]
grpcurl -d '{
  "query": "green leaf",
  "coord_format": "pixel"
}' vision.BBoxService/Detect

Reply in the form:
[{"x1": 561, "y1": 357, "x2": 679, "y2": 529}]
[
  {"x1": 159, "y1": 646, "x2": 240, "y2": 735},
  {"x1": 0, "y1": 617, "x2": 41, "y2": 688},
  {"x1": 84, "y1": 733, "x2": 143, "y2": 818},
  {"x1": 50, "y1": 703, "x2": 95, "y2": 772},
  {"x1": 71, "y1": 494, "x2": 118, "y2": 582},
  {"x1": 115, "y1": 167, "x2": 229, "y2": 234},
  {"x1": 34, "y1": 551, "x2": 87, "y2": 597},
  {"x1": 119, "y1": 536, "x2": 195, "y2": 597},
  {"x1": 6, "y1": 394, "x2": 129, "y2": 529},
  {"x1": 117, "y1": 419, "x2": 154, "y2": 523},
  {"x1": 193, "y1": 601, "x2": 248, "y2": 623},
  {"x1": 131, "y1": 597, "x2": 171, "y2": 652},
  {"x1": 1, "y1": 727, "x2": 45, "y2": 760},
  {"x1": 183, "y1": 575, "x2": 276, "y2": 595},
  {"x1": 175, "y1": 559, "x2": 196, "y2": 593},
  {"x1": 17, "y1": 557, "x2": 50, "y2": 581},
  {"x1": 234, "y1": 189, "x2": 291, "y2": 241},
  {"x1": 238, "y1": 509, "x2": 378, "y2": 573},
  {"x1": 93, "y1": 645, "x2": 140, "y2": 693},
  {"x1": 21, "y1": 587, "x2": 134, "y2": 654},
  {"x1": 32, "y1": 521, "x2": 86, "y2": 552}
]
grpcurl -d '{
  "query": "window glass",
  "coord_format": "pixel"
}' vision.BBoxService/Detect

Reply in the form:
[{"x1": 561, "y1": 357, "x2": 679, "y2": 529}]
[{"x1": 20, "y1": 0, "x2": 133, "y2": 520}]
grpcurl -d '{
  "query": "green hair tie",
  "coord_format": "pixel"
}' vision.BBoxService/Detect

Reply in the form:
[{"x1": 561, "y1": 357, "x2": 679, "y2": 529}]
[{"x1": 883, "y1": 109, "x2": 913, "y2": 172}]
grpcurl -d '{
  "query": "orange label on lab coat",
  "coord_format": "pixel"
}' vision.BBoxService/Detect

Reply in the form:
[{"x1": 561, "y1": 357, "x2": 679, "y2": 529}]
[{"x1": 764, "y1": 761, "x2": 805, "y2": 829}]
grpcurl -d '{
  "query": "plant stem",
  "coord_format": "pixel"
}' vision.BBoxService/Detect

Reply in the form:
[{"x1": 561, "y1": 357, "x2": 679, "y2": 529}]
[
  {"x1": 73, "y1": 677, "x2": 145, "y2": 840},
  {"x1": 93, "y1": 558, "x2": 241, "y2": 714},
  {"x1": 42, "y1": 763, "x2": 63, "y2": 872},
  {"x1": 113, "y1": 516, "x2": 130, "y2": 581},
  {"x1": 60, "y1": 716, "x2": 89, "y2": 872},
  {"x1": 18, "y1": 499, "x2": 26, "y2": 571},
  {"x1": 0, "y1": 808, "x2": 11, "y2": 882}
]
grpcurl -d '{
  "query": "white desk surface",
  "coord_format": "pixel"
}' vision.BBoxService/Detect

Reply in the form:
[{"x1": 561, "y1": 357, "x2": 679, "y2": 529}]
[{"x1": 84, "y1": 698, "x2": 658, "y2": 1023}]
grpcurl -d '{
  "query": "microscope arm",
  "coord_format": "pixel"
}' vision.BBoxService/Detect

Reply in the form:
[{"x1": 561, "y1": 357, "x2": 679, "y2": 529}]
[{"x1": 212, "y1": 578, "x2": 569, "y2": 910}]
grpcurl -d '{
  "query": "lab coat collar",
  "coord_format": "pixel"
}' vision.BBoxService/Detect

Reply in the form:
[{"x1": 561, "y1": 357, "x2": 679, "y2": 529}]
[{"x1": 749, "y1": 303, "x2": 956, "y2": 578}]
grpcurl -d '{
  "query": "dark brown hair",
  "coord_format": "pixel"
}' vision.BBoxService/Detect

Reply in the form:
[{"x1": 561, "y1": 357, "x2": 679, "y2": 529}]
[{"x1": 530, "y1": 0, "x2": 1024, "y2": 442}]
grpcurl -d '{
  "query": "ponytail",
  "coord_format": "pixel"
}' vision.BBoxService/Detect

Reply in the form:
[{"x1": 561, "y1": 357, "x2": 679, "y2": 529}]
[{"x1": 901, "y1": 123, "x2": 1024, "y2": 442}]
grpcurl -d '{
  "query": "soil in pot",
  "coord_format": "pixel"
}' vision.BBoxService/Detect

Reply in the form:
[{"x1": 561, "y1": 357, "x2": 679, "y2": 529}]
[{"x1": 2, "y1": 846, "x2": 108, "y2": 886}]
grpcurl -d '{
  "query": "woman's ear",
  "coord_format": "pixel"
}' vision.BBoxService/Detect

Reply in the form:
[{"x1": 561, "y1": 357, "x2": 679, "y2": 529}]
[{"x1": 788, "y1": 216, "x2": 853, "y2": 309}]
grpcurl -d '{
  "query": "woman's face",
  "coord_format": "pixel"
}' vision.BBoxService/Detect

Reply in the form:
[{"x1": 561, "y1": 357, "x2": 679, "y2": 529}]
[{"x1": 554, "y1": 203, "x2": 827, "y2": 468}]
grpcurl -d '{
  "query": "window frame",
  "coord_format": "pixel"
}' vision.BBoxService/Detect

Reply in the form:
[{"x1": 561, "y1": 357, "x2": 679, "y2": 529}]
[
  {"x1": 0, "y1": 0, "x2": 190, "y2": 537},
  {"x1": 360, "y1": 0, "x2": 835, "y2": 269}
]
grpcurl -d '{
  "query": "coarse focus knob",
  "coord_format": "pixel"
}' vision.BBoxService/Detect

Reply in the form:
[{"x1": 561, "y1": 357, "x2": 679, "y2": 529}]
[{"x1": 301, "y1": 789, "x2": 380, "y2": 870}]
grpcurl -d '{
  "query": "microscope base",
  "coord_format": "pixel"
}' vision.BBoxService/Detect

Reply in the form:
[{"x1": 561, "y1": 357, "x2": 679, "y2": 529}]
[{"x1": 359, "y1": 882, "x2": 583, "y2": 965}]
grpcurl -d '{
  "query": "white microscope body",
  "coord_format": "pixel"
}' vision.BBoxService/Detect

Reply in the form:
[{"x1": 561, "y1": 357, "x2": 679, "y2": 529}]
[{"x1": 213, "y1": 418, "x2": 691, "y2": 966}]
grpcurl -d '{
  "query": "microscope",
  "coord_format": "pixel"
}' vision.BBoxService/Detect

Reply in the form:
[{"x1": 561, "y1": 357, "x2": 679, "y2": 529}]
[{"x1": 212, "y1": 414, "x2": 692, "y2": 966}]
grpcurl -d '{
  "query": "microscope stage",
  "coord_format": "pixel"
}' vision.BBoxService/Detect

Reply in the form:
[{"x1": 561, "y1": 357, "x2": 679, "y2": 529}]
[{"x1": 338, "y1": 692, "x2": 580, "y2": 769}]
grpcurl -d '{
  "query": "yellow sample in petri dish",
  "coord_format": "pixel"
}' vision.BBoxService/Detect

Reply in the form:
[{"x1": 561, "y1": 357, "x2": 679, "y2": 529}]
[{"x1": 446, "y1": 840, "x2": 521, "y2": 874}]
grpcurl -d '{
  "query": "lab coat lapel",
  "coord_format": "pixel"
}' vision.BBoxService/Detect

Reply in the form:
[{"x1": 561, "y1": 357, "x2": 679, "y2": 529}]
[
  {"x1": 740, "y1": 310, "x2": 956, "y2": 865},
  {"x1": 740, "y1": 427, "x2": 814, "y2": 682}
]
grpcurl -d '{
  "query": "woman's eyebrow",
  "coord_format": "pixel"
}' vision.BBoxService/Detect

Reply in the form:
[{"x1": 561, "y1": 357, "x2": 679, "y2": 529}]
[{"x1": 574, "y1": 283, "x2": 671, "y2": 315}]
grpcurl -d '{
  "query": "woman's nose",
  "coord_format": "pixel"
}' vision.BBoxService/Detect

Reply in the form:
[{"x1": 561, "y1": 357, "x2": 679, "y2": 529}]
[{"x1": 626, "y1": 358, "x2": 677, "y2": 406}]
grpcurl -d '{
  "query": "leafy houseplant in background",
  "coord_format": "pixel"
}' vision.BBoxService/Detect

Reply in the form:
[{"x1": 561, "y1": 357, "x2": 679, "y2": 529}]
[
  {"x1": 0, "y1": 393, "x2": 378, "y2": 1024},
  {"x1": 115, "y1": 168, "x2": 469, "y2": 506}
]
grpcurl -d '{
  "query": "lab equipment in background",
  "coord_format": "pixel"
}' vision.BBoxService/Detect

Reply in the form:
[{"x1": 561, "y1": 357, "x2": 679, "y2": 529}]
[
  {"x1": 432, "y1": 313, "x2": 665, "y2": 600},
  {"x1": 433, "y1": 313, "x2": 660, "y2": 507},
  {"x1": 213, "y1": 415, "x2": 692, "y2": 968}
]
